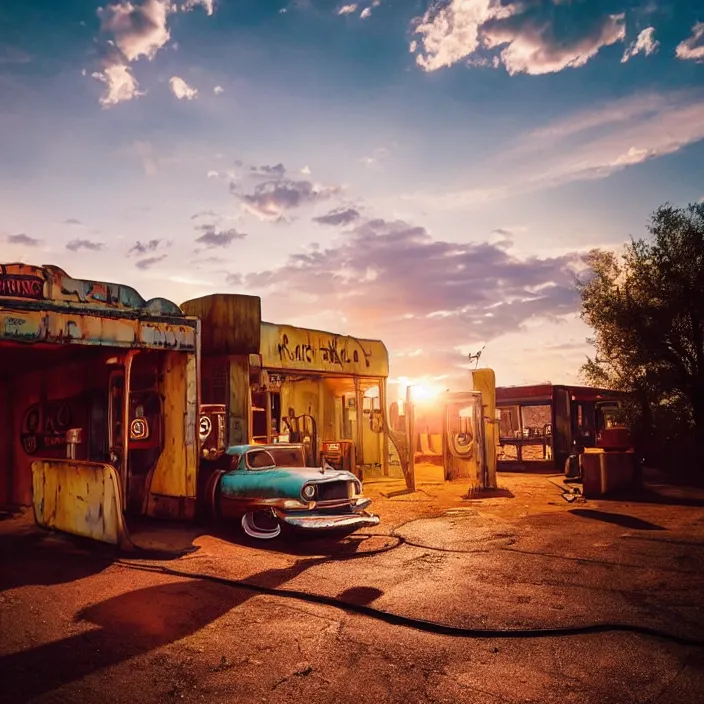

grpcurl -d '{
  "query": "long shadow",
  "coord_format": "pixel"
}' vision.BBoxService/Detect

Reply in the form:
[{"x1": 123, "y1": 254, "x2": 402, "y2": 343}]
[
  {"x1": 0, "y1": 556, "x2": 325, "y2": 703},
  {"x1": 0, "y1": 530, "x2": 114, "y2": 591},
  {"x1": 210, "y1": 524, "x2": 400, "y2": 559},
  {"x1": 569, "y1": 508, "x2": 666, "y2": 531},
  {"x1": 608, "y1": 484, "x2": 704, "y2": 508}
]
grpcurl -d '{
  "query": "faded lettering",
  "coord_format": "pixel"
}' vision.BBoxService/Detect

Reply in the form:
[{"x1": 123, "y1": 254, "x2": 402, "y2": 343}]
[
  {"x1": 0, "y1": 274, "x2": 44, "y2": 300},
  {"x1": 277, "y1": 333, "x2": 371, "y2": 369}
]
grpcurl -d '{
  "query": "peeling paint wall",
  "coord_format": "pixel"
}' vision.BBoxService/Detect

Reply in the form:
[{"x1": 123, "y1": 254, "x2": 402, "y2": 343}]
[
  {"x1": 148, "y1": 351, "x2": 198, "y2": 509},
  {"x1": 10, "y1": 356, "x2": 109, "y2": 506}
]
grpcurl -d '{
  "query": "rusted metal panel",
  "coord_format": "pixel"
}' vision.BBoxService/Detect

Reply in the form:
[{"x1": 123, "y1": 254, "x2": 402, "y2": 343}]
[
  {"x1": 0, "y1": 309, "x2": 196, "y2": 350},
  {"x1": 181, "y1": 293, "x2": 261, "y2": 356},
  {"x1": 260, "y1": 322, "x2": 389, "y2": 377},
  {"x1": 0, "y1": 263, "x2": 198, "y2": 351},
  {"x1": 1, "y1": 262, "x2": 182, "y2": 316},
  {"x1": 31, "y1": 459, "x2": 131, "y2": 547}
]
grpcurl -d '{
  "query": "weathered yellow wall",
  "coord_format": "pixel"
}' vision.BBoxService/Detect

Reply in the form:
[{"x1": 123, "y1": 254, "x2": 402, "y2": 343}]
[
  {"x1": 32, "y1": 459, "x2": 127, "y2": 546},
  {"x1": 11, "y1": 358, "x2": 107, "y2": 506},
  {"x1": 0, "y1": 377, "x2": 10, "y2": 505},
  {"x1": 261, "y1": 322, "x2": 389, "y2": 377},
  {"x1": 149, "y1": 351, "x2": 198, "y2": 499},
  {"x1": 281, "y1": 379, "x2": 321, "y2": 425}
]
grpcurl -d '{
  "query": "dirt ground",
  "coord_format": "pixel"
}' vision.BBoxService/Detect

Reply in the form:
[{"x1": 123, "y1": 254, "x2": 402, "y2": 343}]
[{"x1": 2, "y1": 465, "x2": 704, "y2": 704}]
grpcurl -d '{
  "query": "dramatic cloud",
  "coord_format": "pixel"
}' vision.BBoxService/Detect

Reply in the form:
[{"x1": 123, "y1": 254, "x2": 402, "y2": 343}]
[
  {"x1": 97, "y1": 0, "x2": 171, "y2": 62},
  {"x1": 411, "y1": 0, "x2": 626, "y2": 75},
  {"x1": 91, "y1": 64, "x2": 143, "y2": 106},
  {"x1": 66, "y1": 239, "x2": 105, "y2": 252},
  {"x1": 194, "y1": 224, "x2": 247, "y2": 248},
  {"x1": 622, "y1": 27, "x2": 659, "y2": 62},
  {"x1": 169, "y1": 76, "x2": 198, "y2": 100},
  {"x1": 676, "y1": 22, "x2": 704, "y2": 62},
  {"x1": 313, "y1": 206, "x2": 361, "y2": 226},
  {"x1": 337, "y1": 4, "x2": 357, "y2": 15},
  {"x1": 239, "y1": 217, "x2": 585, "y2": 381},
  {"x1": 129, "y1": 238, "x2": 167, "y2": 256},
  {"x1": 93, "y1": 0, "x2": 214, "y2": 106},
  {"x1": 135, "y1": 255, "x2": 167, "y2": 269},
  {"x1": 482, "y1": 11, "x2": 625, "y2": 75},
  {"x1": 233, "y1": 165, "x2": 340, "y2": 221},
  {"x1": 6, "y1": 233, "x2": 41, "y2": 247}
]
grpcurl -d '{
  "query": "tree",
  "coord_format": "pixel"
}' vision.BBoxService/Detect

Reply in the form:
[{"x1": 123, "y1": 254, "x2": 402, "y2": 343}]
[{"x1": 578, "y1": 203, "x2": 704, "y2": 471}]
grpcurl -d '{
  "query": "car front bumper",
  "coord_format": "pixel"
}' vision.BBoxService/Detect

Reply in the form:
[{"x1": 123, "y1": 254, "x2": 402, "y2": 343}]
[{"x1": 279, "y1": 512, "x2": 381, "y2": 531}]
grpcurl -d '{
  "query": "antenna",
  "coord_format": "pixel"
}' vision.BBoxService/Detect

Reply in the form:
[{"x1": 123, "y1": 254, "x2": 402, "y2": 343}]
[{"x1": 468, "y1": 345, "x2": 485, "y2": 369}]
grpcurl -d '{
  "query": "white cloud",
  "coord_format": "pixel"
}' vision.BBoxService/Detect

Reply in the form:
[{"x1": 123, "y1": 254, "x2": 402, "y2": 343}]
[
  {"x1": 207, "y1": 170, "x2": 219, "y2": 178},
  {"x1": 622, "y1": 27, "x2": 659, "y2": 62},
  {"x1": 360, "y1": 7, "x2": 371, "y2": 19},
  {"x1": 412, "y1": 0, "x2": 514, "y2": 72},
  {"x1": 213, "y1": 85, "x2": 224, "y2": 94},
  {"x1": 483, "y1": 13, "x2": 626, "y2": 75},
  {"x1": 182, "y1": 0, "x2": 214, "y2": 15},
  {"x1": 337, "y1": 4, "x2": 357, "y2": 15},
  {"x1": 411, "y1": 1, "x2": 626, "y2": 76},
  {"x1": 676, "y1": 22, "x2": 704, "y2": 62},
  {"x1": 300, "y1": 165, "x2": 311, "y2": 174},
  {"x1": 97, "y1": 0, "x2": 172, "y2": 62},
  {"x1": 91, "y1": 64, "x2": 143, "y2": 106},
  {"x1": 92, "y1": 0, "x2": 215, "y2": 106},
  {"x1": 169, "y1": 76, "x2": 198, "y2": 100}
]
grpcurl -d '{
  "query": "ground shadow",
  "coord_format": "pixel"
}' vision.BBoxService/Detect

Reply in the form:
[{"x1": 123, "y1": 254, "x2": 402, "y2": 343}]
[
  {"x1": 569, "y1": 508, "x2": 666, "y2": 531},
  {"x1": 337, "y1": 586, "x2": 384, "y2": 605},
  {"x1": 607, "y1": 484, "x2": 704, "y2": 508},
  {"x1": 210, "y1": 524, "x2": 400, "y2": 559},
  {"x1": 0, "y1": 556, "x2": 325, "y2": 703},
  {"x1": 0, "y1": 530, "x2": 114, "y2": 591}
]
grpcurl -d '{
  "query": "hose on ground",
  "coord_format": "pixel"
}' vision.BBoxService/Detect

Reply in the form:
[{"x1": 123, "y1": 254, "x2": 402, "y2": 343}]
[{"x1": 114, "y1": 560, "x2": 704, "y2": 648}]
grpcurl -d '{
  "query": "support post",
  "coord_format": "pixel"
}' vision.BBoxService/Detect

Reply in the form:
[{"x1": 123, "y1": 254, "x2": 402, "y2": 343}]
[
  {"x1": 406, "y1": 385, "x2": 416, "y2": 492},
  {"x1": 379, "y1": 377, "x2": 389, "y2": 477}
]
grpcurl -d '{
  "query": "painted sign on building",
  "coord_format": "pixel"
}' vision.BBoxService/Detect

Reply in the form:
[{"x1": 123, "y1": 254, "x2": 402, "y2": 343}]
[{"x1": 260, "y1": 322, "x2": 389, "y2": 377}]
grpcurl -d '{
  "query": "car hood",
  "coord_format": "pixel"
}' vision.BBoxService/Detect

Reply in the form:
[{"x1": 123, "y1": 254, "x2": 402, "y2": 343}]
[{"x1": 219, "y1": 465, "x2": 360, "y2": 500}]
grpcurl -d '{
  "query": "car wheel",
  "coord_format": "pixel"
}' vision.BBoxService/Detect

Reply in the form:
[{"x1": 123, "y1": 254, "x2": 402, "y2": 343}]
[{"x1": 241, "y1": 509, "x2": 282, "y2": 540}]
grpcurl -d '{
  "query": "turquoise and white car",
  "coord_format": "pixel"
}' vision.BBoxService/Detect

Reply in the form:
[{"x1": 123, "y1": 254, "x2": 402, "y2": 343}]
[{"x1": 205, "y1": 443, "x2": 380, "y2": 540}]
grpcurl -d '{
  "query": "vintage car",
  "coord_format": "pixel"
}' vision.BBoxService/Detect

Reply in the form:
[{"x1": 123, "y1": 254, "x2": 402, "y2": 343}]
[{"x1": 205, "y1": 443, "x2": 380, "y2": 540}]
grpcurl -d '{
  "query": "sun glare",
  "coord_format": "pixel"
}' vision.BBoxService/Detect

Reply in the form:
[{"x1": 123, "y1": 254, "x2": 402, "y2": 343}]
[{"x1": 410, "y1": 384, "x2": 443, "y2": 401}]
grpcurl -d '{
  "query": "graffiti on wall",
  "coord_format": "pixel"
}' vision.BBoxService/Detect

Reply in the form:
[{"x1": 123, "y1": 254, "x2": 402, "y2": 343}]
[
  {"x1": 20, "y1": 400, "x2": 83, "y2": 456},
  {"x1": 277, "y1": 334, "x2": 370, "y2": 369},
  {"x1": 0, "y1": 265, "x2": 45, "y2": 301}
]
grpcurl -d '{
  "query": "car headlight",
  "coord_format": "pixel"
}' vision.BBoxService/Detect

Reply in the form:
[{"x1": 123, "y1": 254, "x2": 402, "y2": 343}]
[{"x1": 301, "y1": 484, "x2": 316, "y2": 500}]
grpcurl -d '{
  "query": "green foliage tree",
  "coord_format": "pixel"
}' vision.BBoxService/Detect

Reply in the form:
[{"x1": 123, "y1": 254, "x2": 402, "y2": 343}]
[{"x1": 578, "y1": 203, "x2": 704, "y2": 471}]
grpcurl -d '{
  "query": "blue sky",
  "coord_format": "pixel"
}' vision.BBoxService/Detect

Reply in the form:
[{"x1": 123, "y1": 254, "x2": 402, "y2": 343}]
[{"x1": 1, "y1": 0, "x2": 703, "y2": 394}]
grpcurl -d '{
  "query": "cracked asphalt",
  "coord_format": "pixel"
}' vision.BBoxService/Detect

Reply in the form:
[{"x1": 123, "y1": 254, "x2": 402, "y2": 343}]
[{"x1": 1, "y1": 468, "x2": 704, "y2": 704}]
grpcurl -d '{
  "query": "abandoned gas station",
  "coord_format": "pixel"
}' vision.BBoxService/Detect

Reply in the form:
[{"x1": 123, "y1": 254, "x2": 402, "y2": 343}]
[
  {"x1": 1, "y1": 261, "x2": 501, "y2": 546},
  {"x1": 0, "y1": 262, "x2": 199, "y2": 545}
]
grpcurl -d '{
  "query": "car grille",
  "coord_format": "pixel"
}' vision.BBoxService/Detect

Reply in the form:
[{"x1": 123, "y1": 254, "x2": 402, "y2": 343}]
[{"x1": 316, "y1": 481, "x2": 352, "y2": 502}]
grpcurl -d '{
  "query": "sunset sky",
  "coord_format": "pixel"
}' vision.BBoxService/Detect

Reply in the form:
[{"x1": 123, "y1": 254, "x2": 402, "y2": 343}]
[{"x1": 2, "y1": 0, "x2": 703, "y2": 393}]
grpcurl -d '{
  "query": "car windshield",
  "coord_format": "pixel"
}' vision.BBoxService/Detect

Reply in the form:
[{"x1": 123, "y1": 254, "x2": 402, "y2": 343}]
[
  {"x1": 246, "y1": 449, "x2": 276, "y2": 470},
  {"x1": 267, "y1": 447, "x2": 305, "y2": 467}
]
